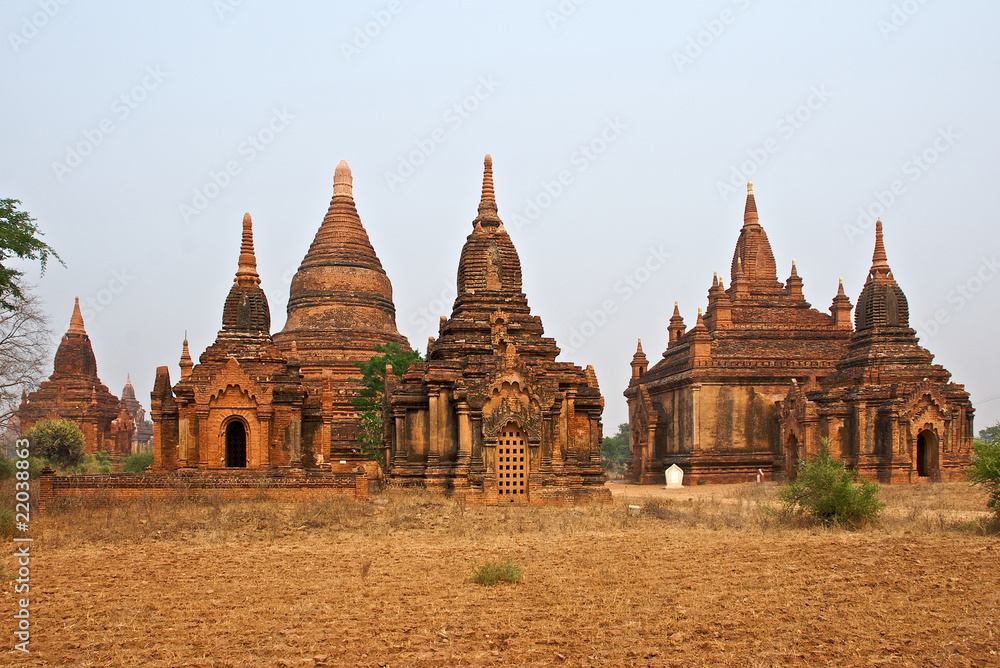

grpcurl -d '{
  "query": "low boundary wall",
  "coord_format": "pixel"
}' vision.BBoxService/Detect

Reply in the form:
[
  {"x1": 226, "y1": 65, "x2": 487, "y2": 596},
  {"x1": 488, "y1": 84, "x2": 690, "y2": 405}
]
[{"x1": 38, "y1": 467, "x2": 368, "y2": 509}]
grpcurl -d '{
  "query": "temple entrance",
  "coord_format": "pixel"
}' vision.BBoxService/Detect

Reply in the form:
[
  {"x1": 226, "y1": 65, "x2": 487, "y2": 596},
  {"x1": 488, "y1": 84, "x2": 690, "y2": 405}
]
[
  {"x1": 497, "y1": 423, "x2": 528, "y2": 502},
  {"x1": 225, "y1": 420, "x2": 247, "y2": 468},
  {"x1": 916, "y1": 430, "x2": 937, "y2": 477}
]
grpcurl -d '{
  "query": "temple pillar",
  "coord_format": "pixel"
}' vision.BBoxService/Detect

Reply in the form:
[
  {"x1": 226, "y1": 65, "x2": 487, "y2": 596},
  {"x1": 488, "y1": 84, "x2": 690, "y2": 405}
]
[
  {"x1": 196, "y1": 409, "x2": 209, "y2": 468},
  {"x1": 457, "y1": 402, "x2": 472, "y2": 465},
  {"x1": 392, "y1": 408, "x2": 407, "y2": 466},
  {"x1": 428, "y1": 390, "x2": 441, "y2": 464}
]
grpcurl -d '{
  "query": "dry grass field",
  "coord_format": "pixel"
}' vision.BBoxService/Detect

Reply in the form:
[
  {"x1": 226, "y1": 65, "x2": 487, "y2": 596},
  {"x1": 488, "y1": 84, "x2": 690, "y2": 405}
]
[{"x1": 1, "y1": 482, "x2": 999, "y2": 667}]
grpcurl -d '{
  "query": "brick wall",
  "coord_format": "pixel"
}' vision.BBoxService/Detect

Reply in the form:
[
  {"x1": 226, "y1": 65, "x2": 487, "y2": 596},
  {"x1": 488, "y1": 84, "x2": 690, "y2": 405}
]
[{"x1": 38, "y1": 467, "x2": 368, "y2": 510}]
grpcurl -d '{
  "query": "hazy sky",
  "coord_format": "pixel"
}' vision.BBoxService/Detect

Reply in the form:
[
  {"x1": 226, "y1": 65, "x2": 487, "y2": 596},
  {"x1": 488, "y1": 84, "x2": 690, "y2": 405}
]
[{"x1": 3, "y1": 1, "x2": 999, "y2": 435}]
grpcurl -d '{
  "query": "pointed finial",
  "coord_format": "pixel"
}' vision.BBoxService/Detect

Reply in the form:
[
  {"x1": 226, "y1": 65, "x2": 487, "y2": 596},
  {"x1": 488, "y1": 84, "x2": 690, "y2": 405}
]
[
  {"x1": 290, "y1": 339, "x2": 298, "y2": 358},
  {"x1": 743, "y1": 182, "x2": 758, "y2": 226},
  {"x1": 636, "y1": 338, "x2": 644, "y2": 354},
  {"x1": 235, "y1": 213, "x2": 261, "y2": 287},
  {"x1": 334, "y1": 160, "x2": 353, "y2": 197},
  {"x1": 475, "y1": 154, "x2": 500, "y2": 226},
  {"x1": 837, "y1": 277, "x2": 846, "y2": 295},
  {"x1": 179, "y1": 335, "x2": 194, "y2": 380},
  {"x1": 712, "y1": 271, "x2": 719, "y2": 288},
  {"x1": 126, "y1": 373, "x2": 132, "y2": 385},
  {"x1": 790, "y1": 260, "x2": 798, "y2": 277},
  {"x1": 672, "y1": 301, "x2": 681, "y2": 317},
  {"x1": 871, "y1": 219, "x2": 891, "y2": 276},
  {"x1": 68, "y1": 297, "x2": 87, "y2": 336}
]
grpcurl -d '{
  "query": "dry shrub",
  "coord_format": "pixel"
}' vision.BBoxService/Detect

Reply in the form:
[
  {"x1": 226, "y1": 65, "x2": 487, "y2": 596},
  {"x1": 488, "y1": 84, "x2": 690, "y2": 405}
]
[{"x1": 470, "y1": 557, "x2": 522, "y2": 586}]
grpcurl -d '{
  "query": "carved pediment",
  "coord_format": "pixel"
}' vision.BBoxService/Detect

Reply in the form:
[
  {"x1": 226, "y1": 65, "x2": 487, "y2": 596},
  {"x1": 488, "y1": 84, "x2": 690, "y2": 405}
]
[
  {"x1": 467, "y1": 346, "x2": 555, "y2": 411},
  {"x1": 482, "y1": 400, "x2": 542, "y2": 442},
  {"x1": 196, "y1": 357, "x2": 267, "y2": 407}
]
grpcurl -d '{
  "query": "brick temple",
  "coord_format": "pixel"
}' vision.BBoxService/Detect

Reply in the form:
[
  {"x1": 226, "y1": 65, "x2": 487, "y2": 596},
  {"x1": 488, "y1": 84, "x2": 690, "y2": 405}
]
[
  {"x1": 272, "y1": 160, "x2": 410, "y2": 467},
  {"x1": 19, "y1": 298, "x2": 134, "y2": 456},
  {"x1": 151, "y1": 213, "x2": 307, "y2": 470},
  {"x1": 625, "y1": 184, "x2": 973, "y2": 484},
  {"x1": 387, "y1": 156, "x2": 609, "y2": 503},
  {"x1": 121, "y1": 375, "x2": 153, "y2": 452},
  {"x1": 778, "y1": 221, "x2": 974, "y2": 482}
]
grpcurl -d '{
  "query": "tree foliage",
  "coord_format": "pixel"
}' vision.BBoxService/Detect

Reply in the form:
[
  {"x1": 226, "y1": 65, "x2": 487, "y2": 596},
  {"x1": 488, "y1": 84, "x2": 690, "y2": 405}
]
[
  {"x1": 122, "y1": 450, "x2": 154, "y2": 473},
  {"x1": 0, "y1": 284, "x2": 51, "y2": 439},
  {"x1": 22, "y1": 419, "x2": 85, "y2": 467},
  {"x1": 350, "y1": 343, "x2": 423, "y2": 467},
  {"x1": 969, "y1": 423, "x2": 1000, "y2": 520},
  {"x1": 601, "y1": 422, "x2": 629, "y2": 476},
  {"x1": 779, "y1": 441, "x2": 885, "y2": 528},
  {"x1": 0, "y1": 199, "x2": 62, "y2": 310}
]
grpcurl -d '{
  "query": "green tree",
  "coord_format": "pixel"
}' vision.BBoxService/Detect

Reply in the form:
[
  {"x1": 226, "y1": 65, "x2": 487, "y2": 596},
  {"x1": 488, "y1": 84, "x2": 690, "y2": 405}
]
[
  {"x1": 601, "y1": 422, "x2": 629, "y2": 475},
  {"x1": 22, "y1": 418, "x2": 85, "y2": 467},
  {"x1": 350, "y1": 343, "x2": 423, "y2": 467},
  {"x1": 0, "y1": 199, "x2": 63, "y2": 310},
  {"x1": 969, "y1": 423, "x2": 1000, "y2": 522},
  {"x1": 779, "y1": 440, "x2": 885, "y2": 528}
]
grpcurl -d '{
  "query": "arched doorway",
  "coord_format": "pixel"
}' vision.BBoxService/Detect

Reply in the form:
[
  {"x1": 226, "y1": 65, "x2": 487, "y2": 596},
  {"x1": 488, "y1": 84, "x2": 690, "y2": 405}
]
[
  {"x1": 916, "y1": 430, "x2": 937, "y2": 478},
  {"x1": 225, "y1": 420, "x2": 247, "y2": 468},
  {"x1": 497, "y1": 422, "x2": 528, "y2": 502}
]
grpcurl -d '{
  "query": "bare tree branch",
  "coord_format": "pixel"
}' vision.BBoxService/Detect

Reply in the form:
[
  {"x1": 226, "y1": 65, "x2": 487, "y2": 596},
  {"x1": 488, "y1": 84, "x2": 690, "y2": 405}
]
[{"x1": 0, "y1": 283, "x2": 52, "y2": 440}]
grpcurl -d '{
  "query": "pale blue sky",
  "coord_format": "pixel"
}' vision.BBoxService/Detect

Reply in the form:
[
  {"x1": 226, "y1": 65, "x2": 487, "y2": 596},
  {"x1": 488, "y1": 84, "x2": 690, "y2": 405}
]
[{"x1": 3, "y1": 0, "x2": 999, "y2": 434}]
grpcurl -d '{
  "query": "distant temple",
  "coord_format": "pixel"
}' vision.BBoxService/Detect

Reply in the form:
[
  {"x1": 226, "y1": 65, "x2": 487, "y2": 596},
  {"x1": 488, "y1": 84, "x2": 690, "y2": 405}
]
[
  {"x1": 19, "y1": 298, "x2": 134, "y2": 456},
  {"x1": 120, "y1": 376, "x2": 153, "y2": 452},
  {"x1": 387, "y1": 156, "x2": 609, "y2": 503},
  {"x1": 625, "y1": 184, "x2": 973, "y2": 484}
]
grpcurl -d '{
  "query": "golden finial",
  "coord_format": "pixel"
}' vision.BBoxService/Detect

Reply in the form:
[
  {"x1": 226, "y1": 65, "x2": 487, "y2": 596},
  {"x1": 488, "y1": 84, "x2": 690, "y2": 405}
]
[{"x1": 747, "y1": 181, "x2": 753, "y2": 195}]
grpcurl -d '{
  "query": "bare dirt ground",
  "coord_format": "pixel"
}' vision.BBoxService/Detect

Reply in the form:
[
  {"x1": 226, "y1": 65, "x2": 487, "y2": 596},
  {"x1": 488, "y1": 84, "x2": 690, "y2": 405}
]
[{"x1": 1, "y1": 482, "x2": 999, "y2": 667}]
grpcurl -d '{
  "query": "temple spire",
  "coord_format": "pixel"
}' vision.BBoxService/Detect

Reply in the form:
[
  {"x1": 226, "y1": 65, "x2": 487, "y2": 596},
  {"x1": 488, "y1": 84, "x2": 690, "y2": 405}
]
[
  {"x1": 234, "y1": 213, "x2": 260, "y2": 287},
  {"x1": 743, "y1": 181, "x2": 758, "y2": 227},
  {"x1": 870, "y1": 219, "x2": 892, "y2": 278},
  {"x1": 475, "y1": 154, "x2": 500, "y2": 227},
  {"x1": 67, "y1": 297, "x2": 87, "y2": 336},
  {"x1": 179, "y1": 335, "x2": 194, "y2": 380},
  {"x1": 334, "y1": 160, "x2": 353, "y2": 197}
]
